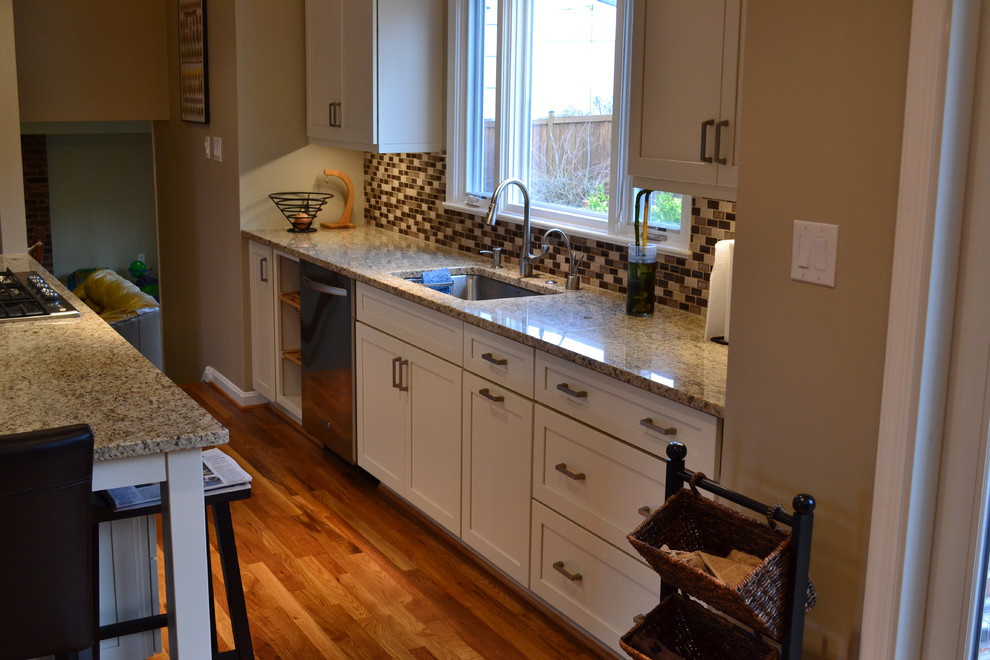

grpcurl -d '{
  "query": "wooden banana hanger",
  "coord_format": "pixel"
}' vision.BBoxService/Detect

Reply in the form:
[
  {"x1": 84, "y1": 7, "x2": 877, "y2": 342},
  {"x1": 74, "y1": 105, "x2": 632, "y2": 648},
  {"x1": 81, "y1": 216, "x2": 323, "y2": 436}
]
[{"x1": 320, "y1": 169, "x2": 356, "y2": 230}]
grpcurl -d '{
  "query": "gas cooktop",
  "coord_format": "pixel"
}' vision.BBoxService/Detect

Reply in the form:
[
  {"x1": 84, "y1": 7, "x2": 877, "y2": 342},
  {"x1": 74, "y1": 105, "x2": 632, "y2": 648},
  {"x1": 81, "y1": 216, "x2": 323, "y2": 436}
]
[{"x1": 0, "y1": 268, "x2": 80, "y2": 322}]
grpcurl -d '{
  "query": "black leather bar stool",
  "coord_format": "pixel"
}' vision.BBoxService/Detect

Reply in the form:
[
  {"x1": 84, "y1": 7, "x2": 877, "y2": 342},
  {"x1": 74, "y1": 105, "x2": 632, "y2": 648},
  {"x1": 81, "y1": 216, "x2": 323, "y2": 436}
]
[
  {"x1": 0, "y1": 424, "x2": 96, "y2": 660},
  {"x1": 92, "y1": 485, "x2": 254, "y2": 660}
]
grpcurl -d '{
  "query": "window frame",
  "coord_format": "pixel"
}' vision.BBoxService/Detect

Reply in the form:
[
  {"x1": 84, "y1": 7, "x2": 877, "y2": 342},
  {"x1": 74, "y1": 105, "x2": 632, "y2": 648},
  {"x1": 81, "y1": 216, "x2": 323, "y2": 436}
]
[{"x1": 444, "y1": 0, "x2": 692, "y2": 256}]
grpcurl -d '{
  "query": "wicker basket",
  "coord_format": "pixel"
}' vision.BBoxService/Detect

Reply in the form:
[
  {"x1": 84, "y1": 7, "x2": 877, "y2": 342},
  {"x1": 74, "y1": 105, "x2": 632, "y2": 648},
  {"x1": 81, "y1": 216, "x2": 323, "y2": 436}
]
[
  {"x1": 620, "y1": 594, "x2": 780, "y2": 660},
  {"x1": 627, "y1": 484, "x2": 802, "y2": 639}
]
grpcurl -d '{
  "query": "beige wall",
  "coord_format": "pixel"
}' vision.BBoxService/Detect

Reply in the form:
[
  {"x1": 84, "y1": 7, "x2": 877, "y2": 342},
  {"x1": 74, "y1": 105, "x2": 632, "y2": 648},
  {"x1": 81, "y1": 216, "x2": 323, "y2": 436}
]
[
  {"x1": 13, "y1": 0, "x2": 168, "y2": 122},
  {"x1": 0, "y1": 0, "x2": 25, "y2": 253},
  {"x1": 154, "y1": 0, "x2": 241, "y2": 384},
  {"x1": 724, "y1": 3, "x2": 912, "y2": 657},
  {"x1": 234, "y1": 0, "x2": 364, "y2": 232},
  {"x1": 153, "y1": 0, "x2": 363, "y2": 386}
]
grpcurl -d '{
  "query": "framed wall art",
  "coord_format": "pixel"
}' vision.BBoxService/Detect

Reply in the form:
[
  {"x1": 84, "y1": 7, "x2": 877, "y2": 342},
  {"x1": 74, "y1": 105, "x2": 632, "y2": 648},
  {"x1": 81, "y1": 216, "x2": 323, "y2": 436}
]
[{"x1": 179, "y1": 0, "x2": 209, "y2": 123}]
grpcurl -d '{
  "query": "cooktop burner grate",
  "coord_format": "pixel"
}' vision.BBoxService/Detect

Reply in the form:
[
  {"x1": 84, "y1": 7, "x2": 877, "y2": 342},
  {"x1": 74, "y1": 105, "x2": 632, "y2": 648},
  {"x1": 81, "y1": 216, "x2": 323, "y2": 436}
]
[{"x1": 0, "y1": 268, "x2": 80, "y2": 322}]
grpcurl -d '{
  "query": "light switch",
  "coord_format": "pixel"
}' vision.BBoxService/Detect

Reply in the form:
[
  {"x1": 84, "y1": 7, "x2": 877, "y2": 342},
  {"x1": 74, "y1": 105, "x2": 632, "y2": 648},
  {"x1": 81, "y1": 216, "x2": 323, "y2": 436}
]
[
  {"x1": 211, "y1": 136, "x2": 223, "y2": 162},
  {"x1": 791, "y1": 220, "x2": 837, "y2": 287},
  {"x1": 204, "y1": 136, "x2": 211, "y2": 159}
]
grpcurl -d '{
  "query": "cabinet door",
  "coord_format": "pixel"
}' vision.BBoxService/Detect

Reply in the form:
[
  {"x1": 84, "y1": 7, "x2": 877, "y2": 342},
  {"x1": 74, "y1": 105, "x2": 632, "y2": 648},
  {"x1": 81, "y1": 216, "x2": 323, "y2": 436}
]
[
  {"x1": 248, "y1": 241, "x2": 275, "y2": 401},
  {"x1": 406, "y1": 344, "x2": 462, "y2": 535},
  {"x1": 628, "y1": 0, "x2": 741, "y2": 193},
  {"x1": 355, "y1": 322, "x2": 406, "y2": 493},
  {"x1": 306, "y1": 0, "x2": 375, "y2": 145},
  {"x1": 461, "y1": 372, "x2": 533, "y2": 584}
]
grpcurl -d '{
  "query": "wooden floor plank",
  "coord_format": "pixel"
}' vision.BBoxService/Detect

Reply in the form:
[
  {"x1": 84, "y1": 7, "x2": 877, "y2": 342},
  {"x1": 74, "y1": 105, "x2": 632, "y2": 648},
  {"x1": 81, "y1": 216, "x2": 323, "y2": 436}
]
[{"x1": 146, "y1": 383, "x2": 612, "y2": 659}]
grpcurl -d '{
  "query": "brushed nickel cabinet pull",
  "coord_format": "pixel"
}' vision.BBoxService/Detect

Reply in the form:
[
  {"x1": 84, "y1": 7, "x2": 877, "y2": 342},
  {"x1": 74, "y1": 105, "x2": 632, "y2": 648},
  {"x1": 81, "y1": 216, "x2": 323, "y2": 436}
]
[
  {"x1": 638, "y1": 505, "x2": 652, "y2": 518},
  {"x1": 714, "y1": 119, "x2": 729, "y2": 165},
  {"x1": 633, "y1": 614, "x2": 646, "y2": 625},
  {"x1": 391, "y1": 356, "x2": 403, "y2": 389},
  {"x1": 481, "y1": 352, "x2": 508, "y2": 366},
  {"x1": 700, "y1": 118, "x2": 715, "y2": 163},
  {"x1": 260, "y1": 257, "x2": 268, "y2": 283},
  {"x1": 555, "y1": 462, "x2": 586, "y2": 481},
  {"x1": 556, "y1": 383, "x2": 587, "y2": 398},
  {"x1": 552, "y1": 560, "x2": 583, "y2": 582},
  {"x1": 392, "y1": 357, "x2": 409, "y2": 391},
  {"x1": 478, "y1": 388, "x2": 504, "y2": 403},
  {"x1": 329, "y1": 102, "x2": 342, "y2": 128},
  {"x1": 640, "y1": 417, "x2": 677, "y2": 436}
]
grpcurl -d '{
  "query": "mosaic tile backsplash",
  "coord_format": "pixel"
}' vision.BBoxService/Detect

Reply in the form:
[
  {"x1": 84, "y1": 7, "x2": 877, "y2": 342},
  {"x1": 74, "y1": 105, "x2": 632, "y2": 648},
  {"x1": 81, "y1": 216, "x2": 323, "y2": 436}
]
[{"x1": 363, "y1": 152, "x2": 735, "y2": 316}]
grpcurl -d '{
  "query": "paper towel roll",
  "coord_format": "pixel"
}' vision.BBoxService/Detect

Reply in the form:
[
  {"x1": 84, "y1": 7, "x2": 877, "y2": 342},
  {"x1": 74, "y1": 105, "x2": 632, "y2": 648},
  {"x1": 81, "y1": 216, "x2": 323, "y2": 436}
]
[{"x1": 705, "y1": 239, "x2": 734, "y2": 344}]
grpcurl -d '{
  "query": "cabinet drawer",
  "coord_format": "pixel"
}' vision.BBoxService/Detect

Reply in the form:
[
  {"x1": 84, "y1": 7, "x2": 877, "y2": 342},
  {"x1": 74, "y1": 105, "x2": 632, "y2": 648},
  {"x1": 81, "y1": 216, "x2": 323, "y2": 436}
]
[
  {"x1": 534, "y1": 406, "x2": 668, "y2": 558},
  {"x1": 530, "y1": 502, "x2": 660, "y2": 655},
  {"x1": 463, "y1": 325, "x2": 535, "y2": 397},
  {"x1": 355, "y1": 283, "x2": 463, "y2": 365},
  {"x1": 535, "y1": 351, "x2": 718, "y2": 466}
]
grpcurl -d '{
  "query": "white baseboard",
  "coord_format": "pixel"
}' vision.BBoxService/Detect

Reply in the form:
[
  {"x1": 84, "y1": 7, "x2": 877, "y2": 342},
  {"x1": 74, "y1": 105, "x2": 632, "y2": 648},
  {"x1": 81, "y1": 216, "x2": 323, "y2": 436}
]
[{"x1": 201, "y1": 366, "x2": 269, "y2": 408}]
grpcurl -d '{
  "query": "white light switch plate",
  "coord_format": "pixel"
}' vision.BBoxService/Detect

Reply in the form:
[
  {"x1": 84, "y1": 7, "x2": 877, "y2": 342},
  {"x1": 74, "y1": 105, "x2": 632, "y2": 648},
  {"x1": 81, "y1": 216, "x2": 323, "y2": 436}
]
[
  {"x1": 211, "y1": 136, "x2": 223, "y2": 162},
  {"x1": 791, "y1": 220, "x2": 838, "y2": 287}
]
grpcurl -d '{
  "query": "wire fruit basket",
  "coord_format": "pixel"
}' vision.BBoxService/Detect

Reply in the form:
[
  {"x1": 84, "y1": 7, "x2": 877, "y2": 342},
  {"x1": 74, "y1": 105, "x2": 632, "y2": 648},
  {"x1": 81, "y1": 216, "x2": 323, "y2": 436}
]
[{"x1": 269, "y1": 192, "x2": 334, "y2": 233}]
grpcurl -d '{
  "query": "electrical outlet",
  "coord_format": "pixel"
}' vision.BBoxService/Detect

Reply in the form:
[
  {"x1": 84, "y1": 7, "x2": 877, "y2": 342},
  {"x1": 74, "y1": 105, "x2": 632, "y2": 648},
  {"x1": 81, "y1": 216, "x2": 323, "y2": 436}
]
[{"x1": 211, "y1": 136, "x2": 222, "y2": 162}]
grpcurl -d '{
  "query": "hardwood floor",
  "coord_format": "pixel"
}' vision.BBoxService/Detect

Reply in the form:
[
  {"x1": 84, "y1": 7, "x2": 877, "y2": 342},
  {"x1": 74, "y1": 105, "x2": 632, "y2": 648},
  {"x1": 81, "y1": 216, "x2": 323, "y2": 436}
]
[{"x1": 149, "y1": 383, "x2": 612, "y2": 659}]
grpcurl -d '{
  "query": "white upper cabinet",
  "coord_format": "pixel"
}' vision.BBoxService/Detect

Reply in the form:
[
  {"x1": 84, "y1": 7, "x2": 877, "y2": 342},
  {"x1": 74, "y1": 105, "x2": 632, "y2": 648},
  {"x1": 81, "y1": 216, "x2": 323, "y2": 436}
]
[
  {"x1": 305, "y1": 0, "x2": 445, "y2": 153},
  {"x1": 628, "y1": 0, "x2": 743, "y2": 200}
]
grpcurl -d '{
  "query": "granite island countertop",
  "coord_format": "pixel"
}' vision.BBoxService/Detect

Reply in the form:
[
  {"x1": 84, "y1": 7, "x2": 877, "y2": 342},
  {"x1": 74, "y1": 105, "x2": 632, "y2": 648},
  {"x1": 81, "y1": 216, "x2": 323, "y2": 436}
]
[
  {"x1": 244, "y1": 226, "x2": 728, "y2": 417},
  {"x1": 0, "y1": 254, "x2": 228, "y2": 460}
]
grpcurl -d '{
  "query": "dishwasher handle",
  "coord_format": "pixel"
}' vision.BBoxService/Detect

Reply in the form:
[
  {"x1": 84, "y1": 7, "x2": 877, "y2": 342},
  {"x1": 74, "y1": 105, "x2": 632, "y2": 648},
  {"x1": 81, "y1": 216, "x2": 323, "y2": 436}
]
[{"x1": 303, "y1": 275, "x2": 349, "y2": 297}]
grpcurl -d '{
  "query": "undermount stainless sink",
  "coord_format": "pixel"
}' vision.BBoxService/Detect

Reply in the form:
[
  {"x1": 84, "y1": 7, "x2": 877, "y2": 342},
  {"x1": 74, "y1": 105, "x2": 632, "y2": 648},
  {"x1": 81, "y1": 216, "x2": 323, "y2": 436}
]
[{"x1": 404, "y1": 272, "x2": 551, "y2": 301}]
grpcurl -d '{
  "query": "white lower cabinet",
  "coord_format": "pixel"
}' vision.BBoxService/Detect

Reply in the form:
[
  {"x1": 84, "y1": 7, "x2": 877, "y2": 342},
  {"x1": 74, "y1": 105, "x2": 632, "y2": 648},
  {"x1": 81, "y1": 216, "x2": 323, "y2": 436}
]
[
  {"x1": 530, "y1": 501, "x2": 661, "y2": 654},
  {"x1": 351, "y1": 284, "x2": 721, "y2": 655},
  {"x1": 355, "y1": 322, "x2": 407, "y2": 492},
  {"x1": 461, "y1": 371, "x2": 533, "y2": 585},
  {"x1": 247, "y1": 240, "x2": 302, "y2": 421},
  {"x1": 355, "y1": 318, "x2": 462, "y2": 535},
  {"x1": 248, "y1": 240, "x2": 276, "y2": 401}
]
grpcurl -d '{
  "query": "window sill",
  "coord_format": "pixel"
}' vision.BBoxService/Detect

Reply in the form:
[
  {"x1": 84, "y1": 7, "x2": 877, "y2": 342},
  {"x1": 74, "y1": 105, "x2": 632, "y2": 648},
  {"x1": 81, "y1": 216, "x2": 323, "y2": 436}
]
[{"x1": 442, "y1": 200, "x2": 692, "y2": 258}]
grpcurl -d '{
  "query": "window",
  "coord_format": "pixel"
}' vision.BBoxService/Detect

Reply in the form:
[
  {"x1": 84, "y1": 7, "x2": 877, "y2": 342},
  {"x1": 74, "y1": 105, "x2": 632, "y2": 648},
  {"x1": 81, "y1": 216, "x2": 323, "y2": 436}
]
[{"x1": 446, "y1": 0, "x2": 691, "y2": 254}]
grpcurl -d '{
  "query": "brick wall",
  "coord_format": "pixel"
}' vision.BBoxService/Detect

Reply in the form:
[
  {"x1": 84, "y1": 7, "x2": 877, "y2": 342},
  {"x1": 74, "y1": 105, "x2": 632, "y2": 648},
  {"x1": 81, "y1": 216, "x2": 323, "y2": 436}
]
[{"x1": 20, "y1": 135, "x2": 53, "y2": 272}]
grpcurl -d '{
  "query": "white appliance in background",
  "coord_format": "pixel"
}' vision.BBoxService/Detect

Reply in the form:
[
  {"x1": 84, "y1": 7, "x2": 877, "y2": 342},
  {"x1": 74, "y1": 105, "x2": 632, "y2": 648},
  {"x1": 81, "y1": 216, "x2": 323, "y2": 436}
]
[{"x1": 705, "y1": 239, "x2": 734, "y2": 344}]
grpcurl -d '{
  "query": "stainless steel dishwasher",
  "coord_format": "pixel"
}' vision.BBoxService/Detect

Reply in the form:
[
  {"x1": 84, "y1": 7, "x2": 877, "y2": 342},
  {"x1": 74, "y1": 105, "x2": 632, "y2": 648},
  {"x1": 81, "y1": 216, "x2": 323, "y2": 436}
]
[{"x1": 300, "y1": 261, "x2": 355, "y2": 463}]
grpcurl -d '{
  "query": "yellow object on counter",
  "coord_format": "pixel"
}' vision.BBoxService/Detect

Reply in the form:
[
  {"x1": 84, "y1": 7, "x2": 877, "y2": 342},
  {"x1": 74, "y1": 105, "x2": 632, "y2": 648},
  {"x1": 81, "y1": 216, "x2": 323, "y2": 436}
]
[{"x1": 72, "y1": 269, "x2": 159, "y2": 324}]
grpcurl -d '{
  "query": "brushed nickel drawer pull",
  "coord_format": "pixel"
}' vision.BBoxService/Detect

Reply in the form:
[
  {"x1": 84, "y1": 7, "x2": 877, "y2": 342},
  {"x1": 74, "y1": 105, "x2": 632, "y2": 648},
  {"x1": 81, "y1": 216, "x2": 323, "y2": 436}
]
[
  {"x1": 481, "y1": 352, "x2": 508, "y2": 366},
  {"x1": 556, "y1": 383, "x2": 588, "y2": 398},
  {"x1": 552, "y1": 560, "x2": 583, "y2": 582},
  {"x1": 633, "y1": 614, "x2": 646, "y2": 625},
  {"x1": 555, "y1": 462, "x2": 586, "y2": 481},
  {"x1": 640, "y1": 417, "x2": 677, "y2": 436},
  {"x1": 638, "y1": 505, "x2": 652, "y2": 518},
  {"x1": 478, "y1": 388, "x2": 504, "y2": 403}
]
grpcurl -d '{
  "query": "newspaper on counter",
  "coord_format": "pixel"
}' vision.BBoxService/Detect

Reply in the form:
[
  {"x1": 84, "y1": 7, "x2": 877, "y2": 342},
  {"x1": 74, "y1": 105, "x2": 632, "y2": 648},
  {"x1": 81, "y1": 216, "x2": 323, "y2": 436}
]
[{"x1": 103, "y1": 448, "x2": 252, "y2": 511}]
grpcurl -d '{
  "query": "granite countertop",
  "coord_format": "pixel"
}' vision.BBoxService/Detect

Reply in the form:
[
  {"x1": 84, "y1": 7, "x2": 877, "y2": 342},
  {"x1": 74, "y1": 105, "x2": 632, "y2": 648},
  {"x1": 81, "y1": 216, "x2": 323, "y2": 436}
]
[
  {"x1": 0, "y1": 254, "x2": 228, "y2": 461},
  {"x1": 244, "y1": 226, "x2": 728, "y2": 416}
]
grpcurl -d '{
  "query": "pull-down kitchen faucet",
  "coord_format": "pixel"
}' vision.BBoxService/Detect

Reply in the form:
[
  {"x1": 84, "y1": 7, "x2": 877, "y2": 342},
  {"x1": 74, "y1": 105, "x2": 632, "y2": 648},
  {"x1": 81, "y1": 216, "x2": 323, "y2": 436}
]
[{"x1": 484, "y1": 178, "x2": 547, "y2": 277}]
